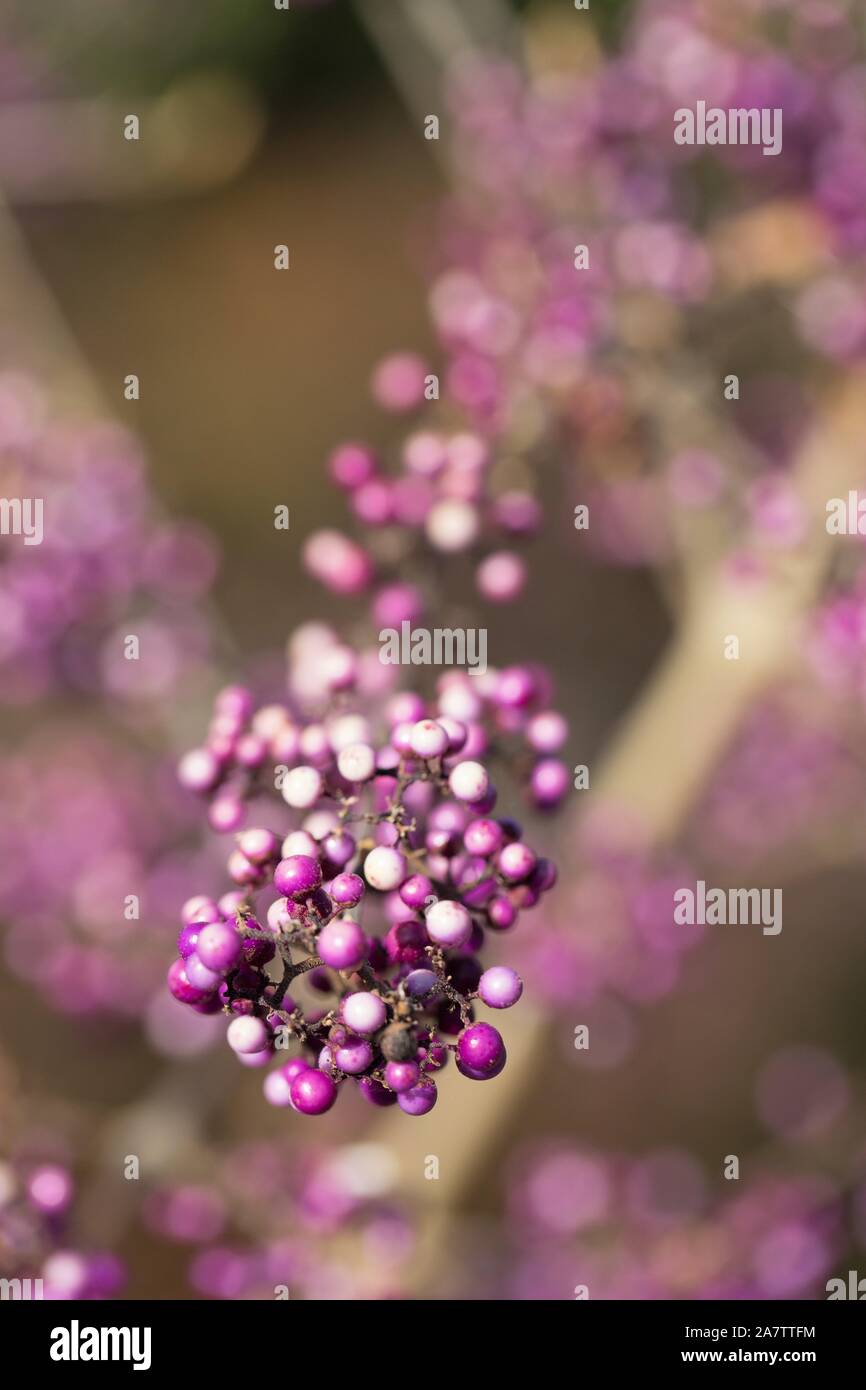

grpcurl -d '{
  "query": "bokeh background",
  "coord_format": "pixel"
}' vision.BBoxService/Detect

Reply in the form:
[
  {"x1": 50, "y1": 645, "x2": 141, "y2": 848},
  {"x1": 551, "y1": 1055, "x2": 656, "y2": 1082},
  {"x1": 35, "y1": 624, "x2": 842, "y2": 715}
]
[{"x1": 2, "y1": 0, "x2": 866, "y2": 1300}]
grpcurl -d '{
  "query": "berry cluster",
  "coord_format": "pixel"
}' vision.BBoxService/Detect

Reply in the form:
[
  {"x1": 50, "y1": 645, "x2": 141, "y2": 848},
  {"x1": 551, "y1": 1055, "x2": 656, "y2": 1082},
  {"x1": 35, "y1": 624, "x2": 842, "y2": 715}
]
[
  {"x1": 170, "y1": 669, "x2": 559, "y2": 1115},
  {"x1": 0, "y1": 371, "x2": 218, "y2": 705},
  {"x1": 0, "y1": 725, "x2": 221, "y2": 1021},
  {"x1": 144, "y1": 1138, "x2": 414, "y2": 1299},
  {"x1": 0, "y1": 1155, "x2": 125, "y2": 1299},
  {"x1": 304, "y1": 423, "x2": 541, "y2": 614}
]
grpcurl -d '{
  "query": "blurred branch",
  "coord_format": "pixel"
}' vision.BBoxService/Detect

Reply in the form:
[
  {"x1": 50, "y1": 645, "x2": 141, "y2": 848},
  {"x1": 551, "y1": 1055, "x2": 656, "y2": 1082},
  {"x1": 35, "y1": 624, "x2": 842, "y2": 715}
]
[
  {"x1": 381, "y1": 367, "x2": 866, "y2": 1294},
  {"x1": 354, "y1": 0, "x2": 521, "y2": 161},
  {"x1": 0, "y1": 74, "x2": 263, "y2": 204}
]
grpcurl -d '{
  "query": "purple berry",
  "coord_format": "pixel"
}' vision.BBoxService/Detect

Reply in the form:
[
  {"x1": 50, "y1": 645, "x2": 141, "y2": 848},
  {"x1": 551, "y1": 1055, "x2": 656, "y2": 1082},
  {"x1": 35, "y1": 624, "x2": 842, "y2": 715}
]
[
  {"x1": 358, "y1": 1076, "x2": 398, "y2": 1107},
  {"x1": 274, "y1": 854, "x2": 323, "y2": 900},
  {"x1": 456, "y1": 1022, "x2": 506, "y2": 1078},
  {"x1": 397, "y1": 1082, "x2": 438, "y2": 1115}
]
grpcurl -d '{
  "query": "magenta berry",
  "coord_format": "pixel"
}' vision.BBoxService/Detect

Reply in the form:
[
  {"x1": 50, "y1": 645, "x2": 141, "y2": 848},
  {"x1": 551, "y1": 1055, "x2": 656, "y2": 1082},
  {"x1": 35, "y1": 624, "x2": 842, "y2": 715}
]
[
  {"x1": 456, "y1": 1022, "x2": 506, "y2": 1079},
  {"x1": 384, "y1": 1060, "x2": 421, "y2": 1093},
  {"x1": 329, "y1": 872, "x2": 365, "y2": 906},
  {"x1": 290, "y1": 1069, "x2": 337, "y2": 1116},
  {"x1": 317, "y1": 917, "x2": 367, "y2": 971},
  {"x1": 196, "y1": 922, "x2": 242, "y2": 973},
  {"x1": 274, "y1": 854, "x2": 323, "y2": 899},
  {"x1": 167, "y1": 958, "x2": 209, "y2": 1005}
]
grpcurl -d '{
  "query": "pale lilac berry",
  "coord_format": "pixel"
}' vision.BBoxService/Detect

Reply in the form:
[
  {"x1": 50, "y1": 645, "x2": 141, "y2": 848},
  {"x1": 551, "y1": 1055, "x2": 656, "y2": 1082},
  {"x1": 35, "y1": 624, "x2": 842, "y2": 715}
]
[
  {"x1": 209, "y1": 795, "x2": 245, "y2": 833},
  {"x1": 449, "y1": 760, "x2": 490, "y2": 804},
  {"x1": 371, "y1": 351, "x2": 428, "y2": 412},
  {"x1": 498, "y1": 842, "x2": 537, "y2": 882},
  {"x1": 178, "y1": 748, "x2": 221, "y2": 793},
  {"x1": 263, "y1": 1069, "x2": 294, "y2": 1108},
  {"x1": 281, "y1": 765, "x2": 323, "y2": 810},
  {"x1": 336, "y1": 742, "x2": 376, "y2": 783},
  {"x1": 226, "y1": 1015, "x2": 270, "y2": 1055},
  {"x1": 410, "y1": 719, "x2": 450, "y2": 759},
  {"x1": 196, "y1": 922, "x2": 242, "y2": 973},
  {"x1": 464, "y1": 817, "x2": 504, "y2": 856},
  {"x1": 237, "y1": 828, "x2": 279, "y2": 864},
  {"x1": 184, "y1": 953, "x2": 222, "y2": 992},
  {"x1": 478, "y1": 966, "x2": 523, "y2": 1009},
  {"x1": 527, "y1": 710, "x2": 568, "y2": 753},
  {"x1": 334, "y1": 1037, "x2": 374, "y2": 1074},
  {"x1": 281, "y1": 830, "x2": 318, "y2": 859},
  {"x1": 426, "y1": 899, "x2": 473, "y2": 948},
  {"x1": 363, "y1": 844, "x2": 407, "y2": 891},
  {"x1": 181, "y1": 895, "x2": 220, "y2": 927},
  {"x1": 476, "y1": 550, "x2": 527, "y2": 603},
  {"x1": 341, "y1": 991, "x2": 387, "y2": 1035},
  {"x1": 425, "y1": 498, "x2": 479, "y2": 552}
]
